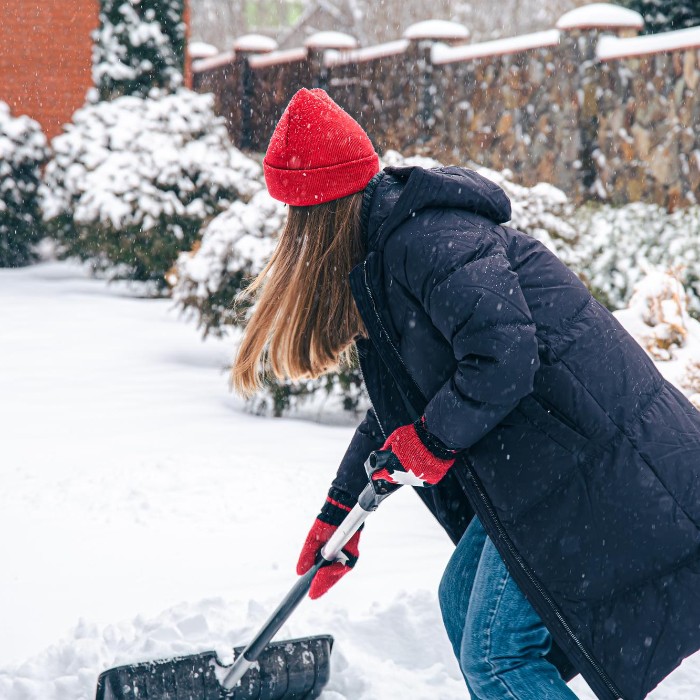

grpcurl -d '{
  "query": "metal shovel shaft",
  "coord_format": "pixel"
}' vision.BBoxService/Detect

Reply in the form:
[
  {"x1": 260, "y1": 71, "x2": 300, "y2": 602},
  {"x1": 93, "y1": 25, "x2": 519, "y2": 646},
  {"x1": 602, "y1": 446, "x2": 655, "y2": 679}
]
[{"x1": 221, "y1": 483, "x2": 380, "y2": 691}]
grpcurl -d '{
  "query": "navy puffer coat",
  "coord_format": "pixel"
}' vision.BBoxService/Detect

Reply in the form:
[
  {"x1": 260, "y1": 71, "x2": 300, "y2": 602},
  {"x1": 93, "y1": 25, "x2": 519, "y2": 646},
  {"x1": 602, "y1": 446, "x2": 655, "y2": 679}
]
[{"x1": 333, "y1": 165, "x2": 700, "y2": 699}]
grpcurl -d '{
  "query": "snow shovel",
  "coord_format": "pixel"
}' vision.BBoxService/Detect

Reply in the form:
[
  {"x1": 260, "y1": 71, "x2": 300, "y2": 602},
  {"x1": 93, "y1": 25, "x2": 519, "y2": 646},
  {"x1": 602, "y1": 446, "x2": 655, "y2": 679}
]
[{"x1": 95, "y1": 464, "x2": 396, "y2": 700}]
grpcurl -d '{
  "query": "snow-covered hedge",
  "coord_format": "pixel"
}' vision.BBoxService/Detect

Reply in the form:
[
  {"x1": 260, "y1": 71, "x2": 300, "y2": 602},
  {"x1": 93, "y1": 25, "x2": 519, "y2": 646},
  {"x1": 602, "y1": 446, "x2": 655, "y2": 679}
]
[
  {"x1": 170, "y1": 189, "x2": 367, "y2": 417},
  {"x1": 0, "y1": 103, "x2": 48, "y2": 267},
  {"x1": 41, "y1": 89, "x2": 261, "y2": 288},
  {"x1": 570, "y1": 203, "x2": 700, "y2": 318},
  {"x1": 171, "y1": 190, "x2": 284, "y2": 335},
  {"x1": 94, "y1": 0, "x2": 186, "y2": 100},
  {"x1": 614, "y1": 268, "x2": 700, "y2": 409},
  {"x1": 247, "y1": 367, "x2": 367, "y2": 419}
]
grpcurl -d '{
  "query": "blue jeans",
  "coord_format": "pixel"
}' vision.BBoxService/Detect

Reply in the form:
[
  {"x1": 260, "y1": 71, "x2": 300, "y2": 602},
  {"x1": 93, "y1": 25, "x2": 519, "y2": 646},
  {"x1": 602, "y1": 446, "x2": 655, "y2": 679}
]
[{"x1": 439, "y1": 517, "x2": 578, "y2": 700}]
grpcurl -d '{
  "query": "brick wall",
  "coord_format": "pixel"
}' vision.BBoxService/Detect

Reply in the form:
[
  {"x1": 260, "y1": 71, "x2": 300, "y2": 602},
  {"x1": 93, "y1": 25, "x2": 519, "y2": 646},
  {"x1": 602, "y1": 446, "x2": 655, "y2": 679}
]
[{"x1": 0, "y1": 0, "x2": 99, "y2": 140}]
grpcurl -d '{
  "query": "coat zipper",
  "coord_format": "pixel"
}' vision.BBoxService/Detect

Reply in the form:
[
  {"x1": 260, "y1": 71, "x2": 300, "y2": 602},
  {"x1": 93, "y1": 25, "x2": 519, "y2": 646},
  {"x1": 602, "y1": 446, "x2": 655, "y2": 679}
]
[
  {"x1": 463, "y1": 467, "x2": 622, "y2": 699},
  {"x1": 360, "y1": 260, "x2": 624, "y2": 700},
  {"x1": 356, "y1": 357, "x2": 387, "y2": 441}
]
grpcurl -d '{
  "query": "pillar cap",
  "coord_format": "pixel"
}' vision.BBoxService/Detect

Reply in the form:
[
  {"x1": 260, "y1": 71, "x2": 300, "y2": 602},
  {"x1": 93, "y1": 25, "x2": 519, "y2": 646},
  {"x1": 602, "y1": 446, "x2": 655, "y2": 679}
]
[
  {"x1": 556, "y1": 3, "x2": 644, "y2": 31},
  {"x1": 404, "y1": 19, "x2": 470, "y2": 42},
  {"x1": 304, "y1": 31, "x2": 358, "y2": 50},
  {"x1": 233, "y1": 34, "x2": 278, "y2": 53}
]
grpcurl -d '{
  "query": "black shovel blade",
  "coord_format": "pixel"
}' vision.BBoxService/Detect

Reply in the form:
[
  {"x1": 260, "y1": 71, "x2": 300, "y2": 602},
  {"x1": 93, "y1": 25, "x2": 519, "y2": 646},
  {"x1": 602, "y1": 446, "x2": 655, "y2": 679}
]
[{"x1": 95, "y1": 635, "x2": 333, "y2": 700}]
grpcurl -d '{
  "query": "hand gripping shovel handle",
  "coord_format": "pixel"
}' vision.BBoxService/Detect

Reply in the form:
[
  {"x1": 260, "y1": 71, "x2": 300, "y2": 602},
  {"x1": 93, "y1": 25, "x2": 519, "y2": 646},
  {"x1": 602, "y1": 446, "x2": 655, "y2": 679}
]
[{"x1": 221, "y1": 466, "x2": 395, "y2": 691}]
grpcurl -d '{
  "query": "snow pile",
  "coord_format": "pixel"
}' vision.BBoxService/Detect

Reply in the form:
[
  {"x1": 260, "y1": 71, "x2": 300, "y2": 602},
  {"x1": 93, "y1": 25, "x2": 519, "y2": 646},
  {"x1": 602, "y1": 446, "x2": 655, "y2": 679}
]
[
  {"x1": 571, "y1": 203, "x2": 700, "y2": 318},
  {"x1": 0, "y1": 102, "x2": 48, "y2": 267},
  {"x1": 41, "y1": 89, "x2": 261, "y2": 287},
  {"x1": 0, "y1": 592, "x2": 465, "y2": 700},
  {"x1": 170, "y1": 190, "x2": 285, "y2": 336},
  {"x1": 93, "y1": 0, "x2": 186, "y2": 100}
]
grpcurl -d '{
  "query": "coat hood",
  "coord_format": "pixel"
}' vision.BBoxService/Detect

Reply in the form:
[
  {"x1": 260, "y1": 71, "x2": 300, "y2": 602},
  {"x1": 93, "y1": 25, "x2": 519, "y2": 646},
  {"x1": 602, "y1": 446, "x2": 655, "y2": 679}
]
[{"x1": 362, "y1": 165, "x2": 512, "y2": 250}]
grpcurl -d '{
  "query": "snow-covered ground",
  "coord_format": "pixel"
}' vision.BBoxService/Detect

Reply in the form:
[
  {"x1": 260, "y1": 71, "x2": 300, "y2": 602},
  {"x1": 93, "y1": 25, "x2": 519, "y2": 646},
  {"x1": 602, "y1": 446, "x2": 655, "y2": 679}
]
[{"x1": 1, "y1": 261, "x2": 699, "y2": 699}]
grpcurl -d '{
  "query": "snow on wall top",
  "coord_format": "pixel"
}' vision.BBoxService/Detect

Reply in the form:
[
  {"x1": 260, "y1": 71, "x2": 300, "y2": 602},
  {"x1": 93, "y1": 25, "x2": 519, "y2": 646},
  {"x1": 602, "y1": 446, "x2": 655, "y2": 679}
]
[
  {"x1": 188, "y1": 42, "x2": 218, "y2": 60},
  {"x1": 432, "y1": 29, "x2": 560, "y2": 64},
  {"x1": 598, "y1": 25, "x2": 700, "y2": 60},
  {"x1": 304, "y1": 31, "x2": 358, "y2": 50},
  {"x1": 403, "y1": 19, "x2": 470, "y2": 41},
  {"x1": 233, "y1": 34, "x2": 278, "y2": 53},
  {"x1": 249, "y1": 47, "x2": 308, "y2": 69},
  {"x1": 325, "y1": 39, "x2": 410, "y2": 67},
  {"x1": 192, "y1": 51, "x2": 234, "y2": 73},
  {"x1": 556, "y1": 3, "x2": 644, "y2": 31}
]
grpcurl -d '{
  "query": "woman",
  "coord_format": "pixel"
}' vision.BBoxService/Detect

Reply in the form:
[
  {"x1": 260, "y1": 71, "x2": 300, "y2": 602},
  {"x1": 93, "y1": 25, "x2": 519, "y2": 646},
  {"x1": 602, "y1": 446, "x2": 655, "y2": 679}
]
[{"x1": 232, "y1": 88, "x2": 700, "y2": 699}]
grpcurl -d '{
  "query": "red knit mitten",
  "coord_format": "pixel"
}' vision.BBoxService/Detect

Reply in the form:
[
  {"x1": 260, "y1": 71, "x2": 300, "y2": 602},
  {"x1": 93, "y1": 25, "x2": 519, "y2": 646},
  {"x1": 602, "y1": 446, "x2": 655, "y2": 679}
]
[
  {"x1": 371, "y1": 417, "x2": 458, "y2": 489},
  {"x1": 296, "y1": 488, "x2": 361, "y2": 599}
]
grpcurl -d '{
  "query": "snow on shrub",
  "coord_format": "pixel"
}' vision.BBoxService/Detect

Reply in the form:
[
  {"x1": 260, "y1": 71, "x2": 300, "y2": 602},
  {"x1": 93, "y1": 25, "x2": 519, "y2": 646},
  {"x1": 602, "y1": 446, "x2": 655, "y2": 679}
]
[
  {"x1": 246, "y1": 366, "x2": 368, "y2": 419},
  {"x1": 614, "y1": 269, "x2": 700, "y2": 409},
  {"x1": 170, "y1": 190, "x2": 284, "y2": 336},
  {"x1": 614, "y1": 267, "x2": 689, "y2": 361},
  {"x1": 41, "y1": 89, "x2": 261, "y2": 288},
  {"x1": 570, "y1": 203, "x2": 700, "y2": 318},
  {"x1": 94, "y1": 0, "x2": 186, "y2": 100},
  {"x1": 0, "y1": 103, "x2": 49, "y2": 267},
  {"x1": 170, "y1": 190, "x2": 367, "y2": 418},
  {"x1": 382, "y1": 150, "x2": 577, "y2": 249}
]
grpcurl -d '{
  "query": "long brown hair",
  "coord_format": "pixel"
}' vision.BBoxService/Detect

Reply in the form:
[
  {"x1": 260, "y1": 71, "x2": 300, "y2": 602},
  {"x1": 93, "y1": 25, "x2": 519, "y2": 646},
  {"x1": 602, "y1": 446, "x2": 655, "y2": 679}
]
[{"x1": 231, "y1": 191, "x2": 366, "y2": 396}]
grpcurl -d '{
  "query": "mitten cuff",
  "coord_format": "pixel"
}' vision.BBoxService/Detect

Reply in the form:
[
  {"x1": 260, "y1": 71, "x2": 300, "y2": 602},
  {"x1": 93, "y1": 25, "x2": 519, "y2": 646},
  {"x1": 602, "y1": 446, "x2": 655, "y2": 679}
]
[
  {"x1": 414, "y1": 416, "x2": 459, "y2": 461},
  {"x1": 318, "y1": 487, "x2": 357, "y2": 526}
]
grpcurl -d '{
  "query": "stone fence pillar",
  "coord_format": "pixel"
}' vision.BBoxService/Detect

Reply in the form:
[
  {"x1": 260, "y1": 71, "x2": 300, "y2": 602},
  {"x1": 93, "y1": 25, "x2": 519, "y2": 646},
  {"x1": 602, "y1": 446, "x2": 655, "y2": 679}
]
[
  {"x1": 555, "y1": 3, "x2": 644, "y2": 198},
  {"x1": 403, "y1": 20, "x2": 470, "y2": 144},
  {"x1": 233, "y1": 34, "x2": 278, "y2": 149},
  {"x1": 304, "y1": 31, "x2": 358, "y2": 91}
]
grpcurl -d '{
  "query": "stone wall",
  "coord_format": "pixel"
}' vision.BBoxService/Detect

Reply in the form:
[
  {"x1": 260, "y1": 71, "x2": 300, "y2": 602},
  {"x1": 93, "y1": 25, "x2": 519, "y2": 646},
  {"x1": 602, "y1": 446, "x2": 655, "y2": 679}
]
[
  {"x1": 192, "y1": 9, "x2": 700, "y2": 209},
  {"x1": 594, "y1": 41, "x2": 700, "y2": 208}
]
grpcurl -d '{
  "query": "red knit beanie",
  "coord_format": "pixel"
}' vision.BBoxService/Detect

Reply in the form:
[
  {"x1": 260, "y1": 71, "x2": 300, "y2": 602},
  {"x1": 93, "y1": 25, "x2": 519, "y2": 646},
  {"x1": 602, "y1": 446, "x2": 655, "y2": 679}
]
[{"x1": 263, "y1": 88, "x2": 380, "y2": 206}]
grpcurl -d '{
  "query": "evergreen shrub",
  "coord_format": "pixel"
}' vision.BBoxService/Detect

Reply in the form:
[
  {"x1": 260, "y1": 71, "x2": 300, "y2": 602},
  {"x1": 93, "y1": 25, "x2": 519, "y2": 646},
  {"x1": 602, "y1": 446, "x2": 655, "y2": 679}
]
[
  {"x1": 94, "y1": 0, "x2": 186, "y2": 100},
  {"x1": 0, "y1": 103, "x2": 49, "y2": 267},
  {"x1": 41, "y1": 90, "x2": 261, "y2": 289}
]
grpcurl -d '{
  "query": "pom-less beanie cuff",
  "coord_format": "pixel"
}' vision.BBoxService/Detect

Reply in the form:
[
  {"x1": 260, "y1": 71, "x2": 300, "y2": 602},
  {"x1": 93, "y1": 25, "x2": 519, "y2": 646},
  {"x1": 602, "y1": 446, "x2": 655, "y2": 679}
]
[{"x1": 264, "y1": 152, "x2": 380, "y2": 207}]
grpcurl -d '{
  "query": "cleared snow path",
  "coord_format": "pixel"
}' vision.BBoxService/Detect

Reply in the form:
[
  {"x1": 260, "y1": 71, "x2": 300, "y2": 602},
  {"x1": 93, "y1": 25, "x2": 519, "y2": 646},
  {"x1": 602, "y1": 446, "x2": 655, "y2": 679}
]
[{"x1": 0, "y1": 262, "x2": 697, "y2": 698}]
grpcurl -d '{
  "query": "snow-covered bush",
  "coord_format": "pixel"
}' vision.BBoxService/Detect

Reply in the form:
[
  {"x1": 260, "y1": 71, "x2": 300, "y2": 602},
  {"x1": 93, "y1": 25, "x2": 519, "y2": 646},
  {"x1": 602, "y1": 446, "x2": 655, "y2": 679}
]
[
  {"x1": 382, "y1": 150, "x2": 577, "y2": 251},
  {"x1": 0, "y1": 103, "x2": 48, "y2": 267},
  {"x1": 615, "y1": 268, "x2": 689, "y2": 361},
  {"x1": 569, "y1": 203, "x2": 700, "y2": 318},
  {"x1": 684, "y1": 361, "x2": 700, "y2": 396},
  {"x1": 170, "y1": 189, "x2": 367, "y2": 418},
  {"x1": 614, "y1": 269, "x2": 700, "y2": 408},
  {"x1": 170, "y1": 190, "x2": 284, "y2": 335},
  {"x1": 248, "y1": 367, "x2": 368, "y2": 419},
  {"x1": 94, "y1": 0, "x2": 186, "y2": 100},
  {"x1": 41, "y1": 89, "x2": 261, "y2": 288}
]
